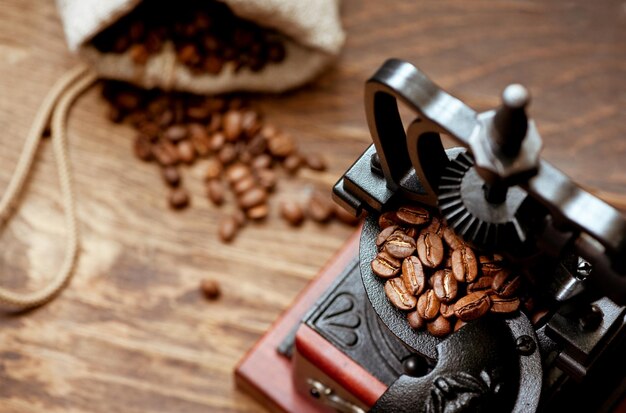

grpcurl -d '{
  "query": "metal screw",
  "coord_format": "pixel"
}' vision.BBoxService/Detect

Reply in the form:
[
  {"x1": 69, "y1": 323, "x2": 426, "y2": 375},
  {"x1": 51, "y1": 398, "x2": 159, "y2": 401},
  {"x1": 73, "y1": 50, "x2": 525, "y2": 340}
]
[
  {"x1": 370, "y1": 152, "x2": 383, "y2": 175},
  {"x1": 309, "y1": 387, "x2": 320, "y2": 399},
  {"x1": 576, "y1": 257, "x2": 593, "y2": 280},
  {"x1": 516, "y1": 335, "x2": 536, "y2": 356},
  {"x1": 579, "y1": 304, "x2": 603, "y2": 331},
  {"x1": 402, "y1": 355, "x2": 430, "y2": 377}
]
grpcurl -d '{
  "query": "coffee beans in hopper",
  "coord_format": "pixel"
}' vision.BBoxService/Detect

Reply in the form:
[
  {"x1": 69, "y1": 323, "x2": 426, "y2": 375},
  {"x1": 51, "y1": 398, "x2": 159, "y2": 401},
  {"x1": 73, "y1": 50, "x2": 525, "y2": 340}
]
[
  {"x1": 372, "y1": 205, "x2": 539, "y2": 339},
  {"x1": 103, "y1": 81, "x2": 360, "y2": 243},
  {"x1": 91, "y1": 0, "x2": 287, "y2": 76}
]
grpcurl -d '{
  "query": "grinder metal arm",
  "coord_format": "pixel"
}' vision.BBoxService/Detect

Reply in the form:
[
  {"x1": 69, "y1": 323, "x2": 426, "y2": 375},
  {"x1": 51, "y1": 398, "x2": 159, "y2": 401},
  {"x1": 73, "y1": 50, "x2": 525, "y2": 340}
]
[{"x1": 333, "y1": 58, "x2": 626, "y2": 305}]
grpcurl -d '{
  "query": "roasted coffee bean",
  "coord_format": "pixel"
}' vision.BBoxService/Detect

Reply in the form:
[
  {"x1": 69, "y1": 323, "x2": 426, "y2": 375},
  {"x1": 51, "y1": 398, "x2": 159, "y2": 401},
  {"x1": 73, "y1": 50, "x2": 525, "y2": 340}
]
[
  {"x1": 247, "y1": 134, "x2": 268, "y2": 156},
  {"x1": 152, "y1": 141, "x2": 179, "y2": 166},
  {"x1": 371, "y1": 251, "x2": 402, "y2": 278},
  {"x1": 384, "y1": 278, "x2": 417, "y2": 311},
  {"x1": 168, "y1": 187, "x2": 190, "y2": 209},
  {"x1": 378, "y1": 212, "x2": 400, "y2": 229},
  {"x1": 130, "y1": 44, "x2": 149, "y2": 64},
  {"x1": 407, "y1": 311, "x2": 425, "y2": 330},
  {"x1": 139, "y1": 121, "x2": 160, "y2": 140},
  {"x1": 416, "y1": 232, "x2": 444, "y2": 268},
  {"x1": 427, "y1": 315, "x2": 452, "y2": 338},
  {"x1": 424, "y1": 216, "x2": 444, "y2": 235},
  {"x1": 267, "y1": 41, "x2": 286, "y2": 62},
  {"x1": 261, "y1": 124, "x2": 278, "y2": 139},
  {"x1": 114, "y1": 91, "x2": 140, "y2": 111},
  {"x1": 304, "y1": 153, "x2": 326, "y2": 171},
  {"x1": 161, "y1": 166, "x2": 181, "y2": 187},
  {"x1": 164, "y1": 125, "x2": 188, "y2": 142},
  {"x1": 108, "y1": 106, "x2": 124, "y2": 123},
  {"x1": 283, "y1": 154, "x2": 302, "y2": 174},
  {"x1": 223, "y1": 110, "x2": 243, "y2": 141},
  {"x1": 218, "y1": 144, "x2": 238, "y2": 164},
  {"x1": 376, "y1": 225, "x2": 399, "y2": 248},
  {"x1": 233, "y1": 176, "x2": 256, "y2": 195},
  {"x1": 205, "y1": 158, "x2": 223, "y2": 180},
  {"x1": 92, "y1": 0, "x2": 288, "y2": 75},
  {"x1": 233, "y1": 209, "x2": 247, "y2": 227},
  {"x1": 401, "y1": 256, "x2": 426, "y2": 295},
  {"x1": 280, "y1": 201, "x2": 305, "y2": 226},
  {"x1": 480, "y1": 254, "x2": 506, "y2": 277},
  {"x1": 186, "y1": 105, "x2": 211, "y2": 121},
  {"x1": 451, "y1": 246, "x2": 478, "y2": 283},
  {"x1": 251, "y1": 154, "x2": 272, "y2": 170},
  {"x1": 134, "y1": 135, "x2": 153, "y2": 161},
  {"x1": 467, "y1": 276, "x2": 494, "y2": 294},
  {"x1": 219, "y1": 216, "x2": 239, "y2": 242},
  {"x1": 225, "y1": 163, "x2": 251, "y2": 184},
  {"x1": 334, "y1": 206, "x2": 361, "y2": 226},
  {"x1": 158, "y1": 109, "x2": 174, "y2": 127},
  {"x1": 443, "y1": 227, "x2": 465, "y2": 250},
  {"x1": 432, "y1": 269, "x2": 458, "y2": 303},
  {"x1": 209, "y1": 132, "x2": 226, "y2": 152},
  {"x1": 204, "y1": 55, "x2": 224, "y2": 74},
  {"x1": 405, "y1": 227, "x2": 418, "y2": 239},
  {"x1": 454, "y1": 318, "x2": 467, "y2": 332},
  {"x1": 490, "y1": 296, "x2": 520, "y2": 313},
  {"x1": 440, "y1": 302, "x2": 456, "y2": 319},
  {"x1": 384, "y1": 232, "x2": 416, "y2": 259},
  {"x1": 454, "y1": 292, "x2": 491, "y2": 321},
  {"x1": 267, "y1": 133, "x2": 295, "y2": 158},
  {"x1": 256, "y1": 169, "x2": 277, "y2": 191},
  {"x1": 188, "y1": 124, "x2": 211, "y2": 155},
  {"x1": 492, "y1": 270, "x2": 521, "y2": 298},
  {"x1": 178, "y1": 140, "x2": 196, "y2": 164},
  {"x1": 307, "y1": 192, "x2": 334, "y2": 223},
  {"x1": 241, "y1": 110, "x2": 261, "y2": 137},
  {"x1": 200, "y1": 278, "x2": 221, "y2": 300},
  {"x1": 178, "y1": 44, "x2": 200, "y2": 65},
  {"x1": 247, "y1": 204, "x2": 269, "y2": 220},
  {"x1": 238, "y1": 187, "x2": 268, "y2": 209},
  {"x1": 396, "y1": 205, "x2": 430, "y2": 226},
  {"x1": 417, "y1": 289, "x2": 441, "y2": 320},
  {"x1": 206, "y1": 179, "x2": 225, "y2": 205}
]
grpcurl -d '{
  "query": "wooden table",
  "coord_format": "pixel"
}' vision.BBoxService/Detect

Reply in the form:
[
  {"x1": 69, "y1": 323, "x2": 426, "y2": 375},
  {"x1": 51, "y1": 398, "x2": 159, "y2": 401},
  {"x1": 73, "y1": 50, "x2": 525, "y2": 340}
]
[{"x1": 0, "y1": 1, "x2": 623, "y2": 411}]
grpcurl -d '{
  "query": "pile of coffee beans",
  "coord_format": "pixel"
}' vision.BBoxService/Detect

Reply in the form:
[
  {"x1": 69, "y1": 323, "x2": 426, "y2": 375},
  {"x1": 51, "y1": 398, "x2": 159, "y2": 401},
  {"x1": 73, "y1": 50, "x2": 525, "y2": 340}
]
[
  {"x1": 91, "y1": 0, "x2": 286, "y2": 75},
  {"x1": 372, "y1": 205, "x2": 534, "y2": 338},
  {"x1": 102, "y1": 80, "x2": 359, "y2": 242}
]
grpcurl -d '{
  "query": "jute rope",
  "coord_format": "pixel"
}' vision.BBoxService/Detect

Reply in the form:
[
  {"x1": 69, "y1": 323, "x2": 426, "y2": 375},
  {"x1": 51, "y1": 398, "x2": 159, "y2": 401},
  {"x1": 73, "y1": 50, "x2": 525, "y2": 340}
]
[{"x1": 0, "y1": 65, "x2": 97, "y2": 311}]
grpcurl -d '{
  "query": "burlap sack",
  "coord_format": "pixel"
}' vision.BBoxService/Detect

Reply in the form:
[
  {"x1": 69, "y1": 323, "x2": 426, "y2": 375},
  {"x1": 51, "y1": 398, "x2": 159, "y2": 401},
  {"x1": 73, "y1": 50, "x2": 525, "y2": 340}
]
[{"x1": 56, "y1": 0, "x2": 345, "y2": 94}]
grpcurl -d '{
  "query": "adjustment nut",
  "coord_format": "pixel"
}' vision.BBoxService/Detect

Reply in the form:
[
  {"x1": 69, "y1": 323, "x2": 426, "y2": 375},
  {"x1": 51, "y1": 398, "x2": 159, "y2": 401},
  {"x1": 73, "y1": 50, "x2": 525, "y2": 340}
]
[{"x1": 468, "y1": 106, "x2": 542, "y2": 185}]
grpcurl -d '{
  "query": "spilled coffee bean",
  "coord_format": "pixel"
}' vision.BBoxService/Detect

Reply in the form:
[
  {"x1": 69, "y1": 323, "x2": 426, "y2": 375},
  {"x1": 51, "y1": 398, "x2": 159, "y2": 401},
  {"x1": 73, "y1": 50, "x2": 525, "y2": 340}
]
[{"x1": 103, "y1": 80, "x2": 355, "y2": 243}]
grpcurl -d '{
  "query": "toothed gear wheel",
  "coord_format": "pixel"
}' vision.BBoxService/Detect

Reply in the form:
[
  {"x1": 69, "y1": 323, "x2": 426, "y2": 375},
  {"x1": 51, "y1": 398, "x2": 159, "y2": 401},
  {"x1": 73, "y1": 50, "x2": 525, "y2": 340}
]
[{"x1": 437, "y1": 151, "x2": 529, "y2": 250}]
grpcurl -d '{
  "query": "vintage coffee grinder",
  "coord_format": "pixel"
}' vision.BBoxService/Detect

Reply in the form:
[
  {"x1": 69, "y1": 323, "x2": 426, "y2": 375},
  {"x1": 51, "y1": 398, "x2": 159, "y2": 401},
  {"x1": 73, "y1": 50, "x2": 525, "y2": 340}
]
[{"x1": 236, "y1": 59, "x2": 626, "y2": 412}]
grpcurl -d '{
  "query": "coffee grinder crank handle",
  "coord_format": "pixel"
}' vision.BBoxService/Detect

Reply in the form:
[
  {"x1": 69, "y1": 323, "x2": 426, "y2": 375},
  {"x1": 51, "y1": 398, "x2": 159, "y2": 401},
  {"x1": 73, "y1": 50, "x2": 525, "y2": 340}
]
[{"x1": 349, "y1": 58, "x2": 626, "y2": 302}]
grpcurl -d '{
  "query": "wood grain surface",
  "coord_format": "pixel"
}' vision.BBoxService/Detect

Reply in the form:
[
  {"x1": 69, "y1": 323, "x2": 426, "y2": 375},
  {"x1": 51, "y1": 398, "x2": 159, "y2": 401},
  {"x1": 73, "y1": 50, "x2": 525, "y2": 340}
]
[{"x1": 0, "y1": 0, "x2": 624, "y2": 412}]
